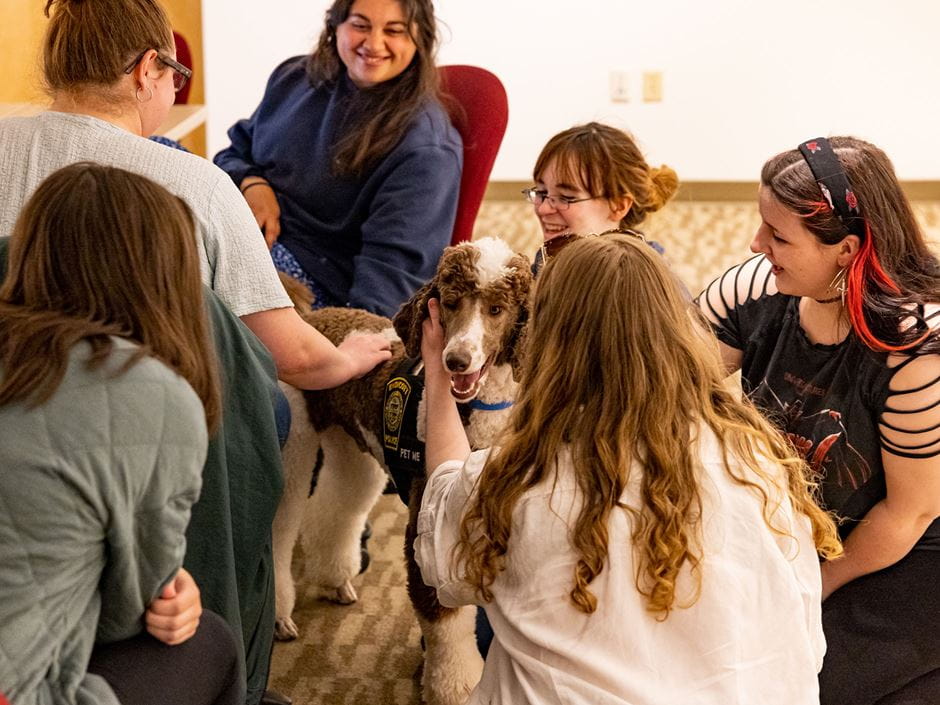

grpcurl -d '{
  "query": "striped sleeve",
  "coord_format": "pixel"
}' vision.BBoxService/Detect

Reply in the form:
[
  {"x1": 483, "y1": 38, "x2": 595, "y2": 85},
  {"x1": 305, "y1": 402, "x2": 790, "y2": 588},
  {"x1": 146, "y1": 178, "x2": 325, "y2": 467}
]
[
  {"x1": 697, "y1": 255, "x2": 775, "y2": 349},
  {"x1": 881, "y1": 306, "x2": 940, "y2": 458}
]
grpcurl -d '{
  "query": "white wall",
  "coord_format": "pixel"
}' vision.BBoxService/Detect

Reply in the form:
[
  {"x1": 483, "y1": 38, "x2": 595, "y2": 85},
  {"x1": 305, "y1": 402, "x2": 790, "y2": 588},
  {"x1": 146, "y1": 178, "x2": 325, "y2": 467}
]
[{"x1": 203, "y1": 0, "x2": 940, "y2": 181}]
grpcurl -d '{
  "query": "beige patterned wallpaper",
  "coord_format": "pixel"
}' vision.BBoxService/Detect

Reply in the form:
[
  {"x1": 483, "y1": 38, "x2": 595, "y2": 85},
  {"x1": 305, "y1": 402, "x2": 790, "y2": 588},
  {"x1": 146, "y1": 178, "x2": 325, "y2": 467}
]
[{"x1": 473, "y1": 200, "x2": 940, "y2": 296}]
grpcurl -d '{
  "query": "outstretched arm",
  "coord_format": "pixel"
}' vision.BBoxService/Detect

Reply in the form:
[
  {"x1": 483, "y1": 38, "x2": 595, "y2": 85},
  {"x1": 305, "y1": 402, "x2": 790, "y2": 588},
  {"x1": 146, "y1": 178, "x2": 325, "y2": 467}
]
[
  {"x1": 240, "y1": 307, "x2": 391, "y2": 390},
  {"x1": 415, "y1": 300, "x2": 483, "y2": 607}
]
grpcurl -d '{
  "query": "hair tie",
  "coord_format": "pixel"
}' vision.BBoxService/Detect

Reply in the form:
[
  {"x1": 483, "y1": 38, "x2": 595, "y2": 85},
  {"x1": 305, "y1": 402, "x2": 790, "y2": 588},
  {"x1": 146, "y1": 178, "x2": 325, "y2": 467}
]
[{"x1": 797, "y1": 137, "x2": 864, "y2": 239}]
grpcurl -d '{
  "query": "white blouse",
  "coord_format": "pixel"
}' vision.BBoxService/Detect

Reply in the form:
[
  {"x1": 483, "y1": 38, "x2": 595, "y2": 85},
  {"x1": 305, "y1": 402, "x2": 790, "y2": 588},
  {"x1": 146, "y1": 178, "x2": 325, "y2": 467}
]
[{"x1": 415, "y1": 426, "x2": 825, "y2": 705}]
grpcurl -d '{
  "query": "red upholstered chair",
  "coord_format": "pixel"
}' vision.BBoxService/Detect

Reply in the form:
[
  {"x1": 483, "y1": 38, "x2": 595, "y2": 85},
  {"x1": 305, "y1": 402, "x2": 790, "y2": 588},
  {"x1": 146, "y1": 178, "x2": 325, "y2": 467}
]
[
  {"x1": 438, "y1": 65, "x2": 509, "y2": 245},
  {"x1": 172, "y1": 31, "x2": 193, "y2": 105}
]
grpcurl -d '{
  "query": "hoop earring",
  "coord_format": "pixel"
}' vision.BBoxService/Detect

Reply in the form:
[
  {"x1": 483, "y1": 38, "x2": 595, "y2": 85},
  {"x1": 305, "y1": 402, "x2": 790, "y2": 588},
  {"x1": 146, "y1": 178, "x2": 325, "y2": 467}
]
[{"x1": 135, "y1": 85, "x2": 153, "y2": 103}]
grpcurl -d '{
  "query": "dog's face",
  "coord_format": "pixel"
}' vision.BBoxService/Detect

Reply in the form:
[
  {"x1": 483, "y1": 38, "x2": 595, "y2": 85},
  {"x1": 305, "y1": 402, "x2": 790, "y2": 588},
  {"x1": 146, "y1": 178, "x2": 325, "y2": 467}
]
[
  {"x1": 438, "y1": 239, "x2": 530, "y2": 400},
  {"x1": 393, "y1": 237, "x2": 531, "y2": 402}
]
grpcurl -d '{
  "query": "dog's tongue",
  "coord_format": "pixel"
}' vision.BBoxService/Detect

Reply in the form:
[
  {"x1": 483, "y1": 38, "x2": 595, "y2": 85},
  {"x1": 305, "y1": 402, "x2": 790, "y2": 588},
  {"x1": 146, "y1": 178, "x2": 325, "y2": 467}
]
[{"x1": 451, "y1": 370, "x2": 482, "y2": 399}]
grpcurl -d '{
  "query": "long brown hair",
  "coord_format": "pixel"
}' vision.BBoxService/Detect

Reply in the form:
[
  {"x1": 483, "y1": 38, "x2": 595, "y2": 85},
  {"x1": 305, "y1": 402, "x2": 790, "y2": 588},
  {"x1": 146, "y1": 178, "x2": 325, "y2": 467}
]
[
  {"x1": 42, "y1": 0, "x2": 174, "y2": 98},
  {"x1": 306, "y1": 0, "x2": 442, "y2": 176},
  {"x1": 534, "y1": 122, "x2": 679, "y2": 230},
  {"x1": 762, "y1": 136, "x2": 940, "y2": 352},
  {"x1": 455, "y1": 235, "x2": 841, "y2": 617},
  {"x1": 0, "y1": 163, "x2": 221, "y2": 432}
]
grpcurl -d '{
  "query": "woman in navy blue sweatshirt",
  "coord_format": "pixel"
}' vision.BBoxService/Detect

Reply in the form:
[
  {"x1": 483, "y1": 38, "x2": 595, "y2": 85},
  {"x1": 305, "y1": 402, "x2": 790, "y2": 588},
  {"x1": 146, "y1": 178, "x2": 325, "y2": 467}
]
[{"x1": 215, "y1": 0, "x2": 462, "y2": 317}]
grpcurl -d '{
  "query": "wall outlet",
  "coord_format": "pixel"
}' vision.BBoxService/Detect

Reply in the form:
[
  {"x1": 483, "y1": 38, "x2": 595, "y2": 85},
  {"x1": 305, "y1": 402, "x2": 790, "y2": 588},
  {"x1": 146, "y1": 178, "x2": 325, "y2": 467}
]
[
  {"x1": 609, "y1": 71, "x2": 629, "y2": 103},
  {"x1": 642, "y1": 71, "x2": 663, "y2": 102}
]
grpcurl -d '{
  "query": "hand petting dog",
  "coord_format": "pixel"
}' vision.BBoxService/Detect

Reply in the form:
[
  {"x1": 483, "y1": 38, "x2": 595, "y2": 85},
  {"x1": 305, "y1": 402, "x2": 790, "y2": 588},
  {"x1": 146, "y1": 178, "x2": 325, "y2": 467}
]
[{"x1": 338, "y1": 332, "x2": 393, "y2": 379}]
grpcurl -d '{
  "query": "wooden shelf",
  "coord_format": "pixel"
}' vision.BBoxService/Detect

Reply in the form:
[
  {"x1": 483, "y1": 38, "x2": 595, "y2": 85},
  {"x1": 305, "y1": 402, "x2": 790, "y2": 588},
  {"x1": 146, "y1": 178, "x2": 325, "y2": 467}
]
[{"x1": 0, "y1": 103, "x2": 207, "y2": 142}]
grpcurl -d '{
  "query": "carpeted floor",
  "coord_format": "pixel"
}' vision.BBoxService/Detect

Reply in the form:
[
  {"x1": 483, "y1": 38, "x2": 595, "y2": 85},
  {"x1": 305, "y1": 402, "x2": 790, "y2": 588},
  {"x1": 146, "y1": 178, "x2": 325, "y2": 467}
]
[
  {"x1": 267, "y1": 197, "x2": 940, "y2": 705},
  {"x1": 268, "y1": 494, "x2": 422, "y2": 705}
]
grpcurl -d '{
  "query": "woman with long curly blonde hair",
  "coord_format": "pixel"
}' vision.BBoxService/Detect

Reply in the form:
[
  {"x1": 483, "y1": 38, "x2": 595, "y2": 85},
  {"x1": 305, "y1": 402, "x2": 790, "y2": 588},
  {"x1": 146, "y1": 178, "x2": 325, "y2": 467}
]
[{"x1": 415, "y1": 233, "x2": 841, "y2": 705}]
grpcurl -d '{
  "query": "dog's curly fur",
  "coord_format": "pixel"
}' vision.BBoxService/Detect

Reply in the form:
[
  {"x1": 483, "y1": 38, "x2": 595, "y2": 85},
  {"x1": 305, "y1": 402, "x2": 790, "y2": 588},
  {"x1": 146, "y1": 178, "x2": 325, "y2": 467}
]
[{"x1": 273, "y1": 238, "x2": 532, "y2": 705}]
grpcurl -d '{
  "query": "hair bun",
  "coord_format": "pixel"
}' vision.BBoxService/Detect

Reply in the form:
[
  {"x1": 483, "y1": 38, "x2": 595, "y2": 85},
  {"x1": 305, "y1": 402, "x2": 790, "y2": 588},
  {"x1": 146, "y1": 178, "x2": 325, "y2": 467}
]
[{"x1": 647, "y1": 165, "x2": 679, "y2": 212}]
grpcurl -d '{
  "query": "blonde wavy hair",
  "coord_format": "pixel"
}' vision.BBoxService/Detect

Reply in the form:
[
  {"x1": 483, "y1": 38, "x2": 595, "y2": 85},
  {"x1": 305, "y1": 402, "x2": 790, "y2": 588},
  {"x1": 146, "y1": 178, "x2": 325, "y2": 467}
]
[
  {"x1": 454, "y1": 235, "x2": 841, "y2": 617},
  {"x1": 533, "y1": 122, "x2": 679, "y2": 230}
]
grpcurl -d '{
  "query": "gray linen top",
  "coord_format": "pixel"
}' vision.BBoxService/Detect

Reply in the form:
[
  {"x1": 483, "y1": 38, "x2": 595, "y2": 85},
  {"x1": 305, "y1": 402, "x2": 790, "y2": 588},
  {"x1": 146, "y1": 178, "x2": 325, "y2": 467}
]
[
  {"x1": 0, "y1": 339, "x2": 206, "y2": 705},
  {"x1": 0, "y1": 112, "x2": 291, "y2": 317}
]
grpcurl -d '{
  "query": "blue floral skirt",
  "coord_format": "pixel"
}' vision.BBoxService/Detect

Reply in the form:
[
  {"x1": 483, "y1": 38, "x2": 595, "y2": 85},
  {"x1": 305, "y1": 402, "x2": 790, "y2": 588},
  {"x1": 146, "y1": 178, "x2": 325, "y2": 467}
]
[{"x1": 270, "y1": 242, "x2": 339, "y2": 310}]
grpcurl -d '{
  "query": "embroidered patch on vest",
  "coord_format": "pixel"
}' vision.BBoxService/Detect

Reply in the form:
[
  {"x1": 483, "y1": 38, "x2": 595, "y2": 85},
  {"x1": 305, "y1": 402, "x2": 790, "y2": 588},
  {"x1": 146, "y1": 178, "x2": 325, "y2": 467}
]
[
  {"x1": 383, "y1": 377, "x2": 410, "y2": 449},
  {"x1": 382, "y1": 359, "x2": 425, "y2": 502}
]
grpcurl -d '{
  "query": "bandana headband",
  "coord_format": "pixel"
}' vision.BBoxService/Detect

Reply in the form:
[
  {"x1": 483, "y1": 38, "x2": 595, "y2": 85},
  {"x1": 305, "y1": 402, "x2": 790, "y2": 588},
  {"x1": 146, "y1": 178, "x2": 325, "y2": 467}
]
[{"x1": 797, "y1": 137, "x2": 865, "y2": 239}]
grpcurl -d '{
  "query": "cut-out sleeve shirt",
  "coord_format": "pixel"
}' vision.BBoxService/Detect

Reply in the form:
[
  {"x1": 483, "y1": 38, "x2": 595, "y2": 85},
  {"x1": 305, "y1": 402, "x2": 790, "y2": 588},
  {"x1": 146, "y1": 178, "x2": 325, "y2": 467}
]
[{"x1": 698, "y1": 255, "x2": 940, "y2": 546}]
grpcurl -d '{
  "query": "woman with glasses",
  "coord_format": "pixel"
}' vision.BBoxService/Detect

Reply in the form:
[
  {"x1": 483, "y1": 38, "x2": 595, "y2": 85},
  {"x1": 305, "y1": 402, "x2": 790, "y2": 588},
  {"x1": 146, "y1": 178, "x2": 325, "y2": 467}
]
[
  {"x1": 699, "y1": 136, "x2": 940, "y2": 705},
  {"x1": 415, "y1": 233, "x2": 841, "y2": 704},
  {"x1": 524, "y1": 123, "x2": 678, "y2": 273},
  {"x1": 0, "y1": 2, "x2": 392, "y2": 703},
  {"x1": 214, "y1": 0, "x2": 462, "y2": 318}
]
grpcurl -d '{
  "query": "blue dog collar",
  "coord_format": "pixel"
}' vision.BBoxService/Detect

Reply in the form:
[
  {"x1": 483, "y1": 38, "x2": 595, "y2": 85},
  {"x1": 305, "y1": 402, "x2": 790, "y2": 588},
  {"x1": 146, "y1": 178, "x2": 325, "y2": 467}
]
[{"x1": 468, "y1": 398, "x2": 513, "y2": 411}]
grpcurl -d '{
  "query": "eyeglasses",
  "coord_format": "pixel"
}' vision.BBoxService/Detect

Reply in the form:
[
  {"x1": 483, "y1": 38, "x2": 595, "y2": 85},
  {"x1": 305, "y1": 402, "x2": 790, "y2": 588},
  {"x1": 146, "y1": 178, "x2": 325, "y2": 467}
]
[
  {"x1": 521, "y1": 188, "x2": 597, "y2": 211},
  {"x1": 123, "y1": 50, "x2": 193, "y2": 93},
  {"x1": 158, "y1": 54, "x2": 192, "y2": 93},
  {"x1": 533, "y1": 228, "x2": 646, "y2": 275}
]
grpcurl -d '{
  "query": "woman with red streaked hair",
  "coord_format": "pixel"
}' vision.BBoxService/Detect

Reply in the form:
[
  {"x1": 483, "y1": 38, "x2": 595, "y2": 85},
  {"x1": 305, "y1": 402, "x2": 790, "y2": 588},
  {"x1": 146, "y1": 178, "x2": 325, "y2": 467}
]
[{"x1": 699, "y1": 135, "x2": 940, "y2": 705}]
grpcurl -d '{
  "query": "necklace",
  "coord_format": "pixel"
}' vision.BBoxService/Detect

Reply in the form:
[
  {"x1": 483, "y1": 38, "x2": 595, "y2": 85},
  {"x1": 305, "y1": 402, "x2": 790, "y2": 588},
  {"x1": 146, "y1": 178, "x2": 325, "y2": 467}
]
[{"x1": 813, "y1": 294, "x2": 842, "y2": 304}]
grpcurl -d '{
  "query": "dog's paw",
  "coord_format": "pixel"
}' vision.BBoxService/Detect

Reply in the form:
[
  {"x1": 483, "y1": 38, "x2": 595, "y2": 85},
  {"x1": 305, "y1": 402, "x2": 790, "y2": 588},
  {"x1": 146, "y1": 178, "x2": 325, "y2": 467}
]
[
  {"x1": 422, "y1": 654, "x2": 482, "y2": 705},
  {"x1": 316, "y1": 580, "x2": 358, "y2": 605},
  {"x1": 274, "y1": 616, "x2": 300, "y2": 641}
]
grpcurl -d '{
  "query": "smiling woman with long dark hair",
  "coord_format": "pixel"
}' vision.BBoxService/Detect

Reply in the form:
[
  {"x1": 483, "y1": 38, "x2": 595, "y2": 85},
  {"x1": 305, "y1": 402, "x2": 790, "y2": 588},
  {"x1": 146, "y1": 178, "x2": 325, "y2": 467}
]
[{"x1": 214, "y1": 0, "x2": 462, "y2": 317}]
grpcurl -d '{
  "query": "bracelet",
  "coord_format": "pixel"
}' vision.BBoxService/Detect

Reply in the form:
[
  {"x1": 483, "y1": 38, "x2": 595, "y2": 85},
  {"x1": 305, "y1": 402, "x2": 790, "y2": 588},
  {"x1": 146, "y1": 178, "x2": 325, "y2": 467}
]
[{"x1": 240, "y1": 180, "x2": 272, "y2": 195}]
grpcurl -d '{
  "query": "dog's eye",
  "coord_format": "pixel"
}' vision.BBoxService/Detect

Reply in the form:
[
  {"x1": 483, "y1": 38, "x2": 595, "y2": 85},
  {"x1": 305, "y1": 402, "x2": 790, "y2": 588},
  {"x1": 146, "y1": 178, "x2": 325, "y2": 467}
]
[
  {"x1": 489, "y1": 305, "x2": 502, "y2": 316},
  {"x1": 441, "y1": 300, "x2": 457, "y2": 311}
]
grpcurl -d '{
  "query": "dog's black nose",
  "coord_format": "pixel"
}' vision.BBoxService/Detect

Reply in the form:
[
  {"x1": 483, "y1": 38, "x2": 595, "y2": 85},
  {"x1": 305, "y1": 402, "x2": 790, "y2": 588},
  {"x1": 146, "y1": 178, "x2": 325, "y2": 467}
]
[{"x1": 445, "y1": 352, "x2": 470, "y2": 373}]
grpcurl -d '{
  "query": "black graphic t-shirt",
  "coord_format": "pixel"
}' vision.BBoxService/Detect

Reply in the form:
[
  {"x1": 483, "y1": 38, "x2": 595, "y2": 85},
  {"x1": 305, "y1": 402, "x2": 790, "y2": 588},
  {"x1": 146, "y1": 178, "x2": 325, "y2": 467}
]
[{"x1": 700, "y1": 256, "x2": 940, "y2": 547}]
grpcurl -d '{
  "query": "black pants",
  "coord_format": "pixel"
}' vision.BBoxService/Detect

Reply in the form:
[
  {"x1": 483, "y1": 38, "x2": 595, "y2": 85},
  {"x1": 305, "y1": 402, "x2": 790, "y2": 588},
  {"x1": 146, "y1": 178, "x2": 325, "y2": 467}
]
[
  {"x1": 820, "y1": 549, "x2": 940, "y2": 705},
  {"x1": 88, "y1": 609, "x2": 244, "y2": 705}
]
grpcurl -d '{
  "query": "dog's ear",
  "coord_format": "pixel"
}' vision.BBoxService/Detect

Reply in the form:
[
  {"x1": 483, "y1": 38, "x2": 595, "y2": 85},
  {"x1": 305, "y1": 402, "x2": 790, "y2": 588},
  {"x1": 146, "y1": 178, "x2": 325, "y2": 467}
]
[
  {"x1": 507, "y1": 305, "x2": 529, "y2": 382},
  {"x1": 502, "y1": 252, "x2": 533, "y2": 381},
  {"x1": 392, "y1": 278, "x2": 439, "y2": 359}
]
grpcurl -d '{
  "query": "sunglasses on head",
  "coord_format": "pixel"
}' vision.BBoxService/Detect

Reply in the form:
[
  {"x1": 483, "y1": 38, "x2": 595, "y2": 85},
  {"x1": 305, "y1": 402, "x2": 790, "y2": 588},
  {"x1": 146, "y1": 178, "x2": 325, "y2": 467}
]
[{"x1": 533, "y1": 228, "x2": 646, "y2": 275}]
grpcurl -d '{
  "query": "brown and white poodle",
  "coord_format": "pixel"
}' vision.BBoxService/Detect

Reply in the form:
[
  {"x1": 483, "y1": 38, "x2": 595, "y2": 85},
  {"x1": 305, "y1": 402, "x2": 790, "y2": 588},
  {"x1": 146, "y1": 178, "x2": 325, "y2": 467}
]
[{"x1": 274, "y1": 237, "x2": 532, "y2": 705}]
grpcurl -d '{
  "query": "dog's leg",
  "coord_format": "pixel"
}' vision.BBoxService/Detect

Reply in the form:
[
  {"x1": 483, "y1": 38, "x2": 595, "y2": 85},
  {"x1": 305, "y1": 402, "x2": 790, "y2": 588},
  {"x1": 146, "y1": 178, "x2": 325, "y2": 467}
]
[
  {"x1": 273, "y1": 384, "x2": 320, "y2": 641},
  {"x1": 302, "y1": 426, "x2": 387, "y2": 604},
  {"x1": 405, "y1": 478, "x2": 484, "y2": 705},
  {"x1": 418, "y1": 607, "x2": 484, "y2": 705}
]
